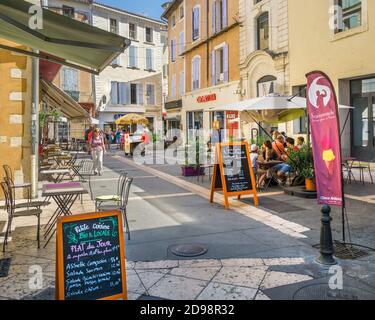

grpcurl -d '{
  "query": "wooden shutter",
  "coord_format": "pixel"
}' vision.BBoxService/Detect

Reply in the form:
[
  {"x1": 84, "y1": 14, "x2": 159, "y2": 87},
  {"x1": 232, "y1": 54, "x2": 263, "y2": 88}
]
[
  {"x1": 179, "y1": 71, "x2": 185, "y2": 96},
  {"x1": 212, "y1": 1, "x2": 216, "y2": 34},
  {"x1": 211, "y1": 50, "x2": 216, "y2": 86},
  {"x1": 223, "y1": 44, "x2": 229, "y2": 83},
  {"x1": 119, "y1": 82, "x2": 127, "y2": 104},
  {"x1": 137, "y1": 84, "x2": 143, "y2": 105},
  {"x1": 111, "y1": 81, "x2": 118, "y2": 104},
  {"x1": 222, "y1": 0, "x2": 228, "y2": 28},
  {"x1": 125, "y1": 83, "x2": 131, "y2": 104}
]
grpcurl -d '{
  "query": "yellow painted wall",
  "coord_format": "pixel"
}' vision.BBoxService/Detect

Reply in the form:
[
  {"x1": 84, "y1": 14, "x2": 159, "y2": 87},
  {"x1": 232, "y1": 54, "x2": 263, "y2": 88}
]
[
  {"x1": 289, "y1": 0, "x2": 375, "y2": 89},
  {"x1": 184, "y1": 0, "x2": 240, "y2": 93},
  {"x1": 0, "y1": 39, "x2": 32, "y2": 198}
]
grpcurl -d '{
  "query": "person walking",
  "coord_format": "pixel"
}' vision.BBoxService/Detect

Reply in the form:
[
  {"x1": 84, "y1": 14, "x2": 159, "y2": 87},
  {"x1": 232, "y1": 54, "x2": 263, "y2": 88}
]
[
  {"x1": 116, "y1": 128, "x2": 121, "y2": 149},
  {"x1": 91, "y1": 128, "x2": 106, "y2": 176},
  {"x1": 87, "y1": 126, "x2": 95, "y2": 155}
]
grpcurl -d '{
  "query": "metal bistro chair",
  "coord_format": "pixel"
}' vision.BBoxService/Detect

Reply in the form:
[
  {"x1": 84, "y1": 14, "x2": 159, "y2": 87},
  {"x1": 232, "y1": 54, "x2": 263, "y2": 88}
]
[
  {"x1": 95, "y1": 172, "x2": 127, "y2": 211},
  {"x1": 3, "y1": 165, "x2": 32, "y2": 204},
  {"x1": 98, "y1": 177, "x2": 133, "y2": 240},
  {"x1": 3, "y1": 177, "x2": 50, "y2": 210},
  {"x1": 77, "y1": 159, "x2": 94, "y2": 202},
  {"x1": 1, "y1": 182, "x2": 43, "y2": 251},
  {"x1": 350, "y1": 160, "x2": 374, "y2": 185}
]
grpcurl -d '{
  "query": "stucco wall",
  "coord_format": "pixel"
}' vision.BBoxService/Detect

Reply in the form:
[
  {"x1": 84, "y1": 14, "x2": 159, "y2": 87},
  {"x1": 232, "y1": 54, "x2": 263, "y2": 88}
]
[
  {"x1": 288, "y1": 0, "x2": 375, "y2": 157},
  {"x1": 0, "y1": 40, "x2": 32, "y2": 199}
]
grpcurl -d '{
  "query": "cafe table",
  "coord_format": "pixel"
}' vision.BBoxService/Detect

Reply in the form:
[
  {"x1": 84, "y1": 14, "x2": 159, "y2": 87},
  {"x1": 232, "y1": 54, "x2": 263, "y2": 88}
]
[
  {"x1": 42, "y1": 182, "x2": 88, "y2": 247},
  {"x1": 39, "y1": 168, "x2": 71, "y2": 183}
]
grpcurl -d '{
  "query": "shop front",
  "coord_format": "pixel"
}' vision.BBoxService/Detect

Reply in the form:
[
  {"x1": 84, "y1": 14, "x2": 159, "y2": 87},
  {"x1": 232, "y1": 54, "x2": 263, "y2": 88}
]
[
  {"x1": 350, "y1": 77, "x2": 375, "y2": 161},
  {"x1": 165, "y1": 100, "x2": 182, "y2": 141},
  {"x1": 182, "y1": 82, "x2": 241, "y2": 145}
]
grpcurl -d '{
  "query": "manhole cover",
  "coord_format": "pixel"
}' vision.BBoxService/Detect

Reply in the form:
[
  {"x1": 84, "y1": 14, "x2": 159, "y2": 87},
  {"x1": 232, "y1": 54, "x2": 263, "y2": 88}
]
[
  {"x1": 170, "y1": 244, "x2": 208, "y2": 257},
  {"x1": 293, "y1": 284, "x2": 375, "y2": 300}
]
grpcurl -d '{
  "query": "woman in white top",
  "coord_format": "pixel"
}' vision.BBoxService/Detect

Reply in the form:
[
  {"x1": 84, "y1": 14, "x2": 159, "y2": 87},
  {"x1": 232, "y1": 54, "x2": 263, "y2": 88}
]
[{"x1": 91, "y1": 128, "x2": 106, "y2": 176}]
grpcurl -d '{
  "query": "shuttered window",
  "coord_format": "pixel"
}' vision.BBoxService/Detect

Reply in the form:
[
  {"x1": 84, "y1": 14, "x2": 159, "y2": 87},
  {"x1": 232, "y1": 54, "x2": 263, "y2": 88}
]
[
  {"x1": 212, "y1": 0, "x2": 227, "y2": 34},
  {"x1": 211, "y1": 44, "x2": 229, "y2": 86},
  {"x1": 129, "y1": 46, "x2": 138, "y2": 68},
  {"x1": 111, "y1": 82, "x2": 130, "y2": 105},
  {"x1": 179, "y1": 71, "x2": 185, "y2": 96},
  {"x1": 146, "y1": 84, "x2": 155, "y2": 105},
  {"x1": 171, "y1": 74, "x2": 177, "y2": 99},
  {"x1": 179, "y1": 31, "x2": 185, "y2": 54},
  {"x1": 192, "y1": 56, "x2": 200, "y2": 91},
  {"x1": 146, "y1": 48, "x2": 154, "y2": 70},
  {"x1": 192, "y1": 7, "x2": 200, "y2": 41},
  {"x1": 171, "y1": 38, "x2": 177, "y2": 62},
  {"x1": 62, "y1": 68, "x2": 78, "y2": 92}
]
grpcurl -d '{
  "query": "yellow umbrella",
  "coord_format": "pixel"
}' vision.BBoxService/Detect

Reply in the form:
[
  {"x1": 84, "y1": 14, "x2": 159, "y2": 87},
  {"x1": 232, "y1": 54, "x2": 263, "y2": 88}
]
[{"x1": 115, "y1": 113, "x2": 149, "y2": 125}]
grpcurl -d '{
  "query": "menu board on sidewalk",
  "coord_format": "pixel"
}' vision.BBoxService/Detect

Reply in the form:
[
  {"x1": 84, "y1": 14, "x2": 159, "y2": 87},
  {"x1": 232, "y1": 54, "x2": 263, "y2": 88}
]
[
  {"x1": 56, "y1": 211, "x2": 127, "y2": 300},
  {"x1": 210, "y1": 142, "x2": 258, "y2": 209}
]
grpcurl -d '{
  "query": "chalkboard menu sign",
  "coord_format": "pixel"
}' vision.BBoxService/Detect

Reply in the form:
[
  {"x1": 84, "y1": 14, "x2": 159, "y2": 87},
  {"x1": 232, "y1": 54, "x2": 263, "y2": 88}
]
[
  {"x1": 210, "y1": 142, "x2": 258, "y2": 209},
  {"x1": 221, "y1": 144, "x2": 252, "y2": 193},
  {"x1": 56, "y1": 211, "x2": 127, "y2": 300}
]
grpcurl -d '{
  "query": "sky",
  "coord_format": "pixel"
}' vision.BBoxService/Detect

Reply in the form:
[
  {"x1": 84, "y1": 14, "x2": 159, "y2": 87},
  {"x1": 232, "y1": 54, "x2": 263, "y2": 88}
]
[{"x1": 99, "y1": 0, "x2": 167, "y2": 21}]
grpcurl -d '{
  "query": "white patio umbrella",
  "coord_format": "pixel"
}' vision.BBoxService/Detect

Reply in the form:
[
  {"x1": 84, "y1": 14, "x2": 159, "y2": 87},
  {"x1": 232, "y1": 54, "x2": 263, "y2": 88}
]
[{"x1": 208, "y1": 93, "x2": 352, "y2": 124}]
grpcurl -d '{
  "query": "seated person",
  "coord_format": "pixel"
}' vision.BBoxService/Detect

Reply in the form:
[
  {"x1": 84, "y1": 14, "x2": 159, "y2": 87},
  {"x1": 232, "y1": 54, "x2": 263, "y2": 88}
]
[
  {"x1": 286, "y1": 137, "x2": 299, "y2": 152},
  {"x1": 273, "y1": 138, "x2": 293, "y2": 184},
  {"x1": 257, "y1": 141, "x2": 278, "y2": 188},
  {"x1": 250, "y1": 144, "x2": 259, "y2": 175},
  {"x1": 297, "y1": 136, "x2": 305, "y2": 149},
  {"x1": 272, "y1": 135, "x2": 287, "y2": 161}
]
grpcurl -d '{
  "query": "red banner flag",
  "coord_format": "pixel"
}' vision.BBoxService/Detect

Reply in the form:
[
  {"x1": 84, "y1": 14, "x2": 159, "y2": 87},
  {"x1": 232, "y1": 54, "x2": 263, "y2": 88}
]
[{"x1": 306, "y1": 71, "x2": 343, "y2": 207}]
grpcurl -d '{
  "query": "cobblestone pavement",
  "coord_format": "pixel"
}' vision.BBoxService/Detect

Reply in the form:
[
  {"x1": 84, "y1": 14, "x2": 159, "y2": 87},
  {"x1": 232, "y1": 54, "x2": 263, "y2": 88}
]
[{"x1": 1, "y1": 150, "x2": 375, "y2": 300}]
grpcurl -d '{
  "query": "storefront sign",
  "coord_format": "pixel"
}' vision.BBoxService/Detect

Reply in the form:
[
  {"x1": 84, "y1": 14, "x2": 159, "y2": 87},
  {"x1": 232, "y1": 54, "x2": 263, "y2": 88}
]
[
  {"x1": 226, "y1": 111, "x2": 239, "y2": 140},
  {"x1": 210, "y1": 142, "x2": 258, "y2": 209},
  {"x1": 56, "y1": 211, "x2": 127, "y2": 300},
  {"x1": 197, "y1": 93, "x2": 217, "y2": 103},
  {"x1": 306, "y1": 71, "x2": 343, "y2": 207},
  {"x1": 114, "y1": 114, "x2": 125, "y2": 121}
]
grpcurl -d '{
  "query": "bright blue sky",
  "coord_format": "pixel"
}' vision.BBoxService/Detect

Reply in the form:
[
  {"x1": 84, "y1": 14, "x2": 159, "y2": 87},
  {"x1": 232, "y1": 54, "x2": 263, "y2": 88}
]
[{"x1": 99, "y1": 0, "x2": 166, "y2": 21}]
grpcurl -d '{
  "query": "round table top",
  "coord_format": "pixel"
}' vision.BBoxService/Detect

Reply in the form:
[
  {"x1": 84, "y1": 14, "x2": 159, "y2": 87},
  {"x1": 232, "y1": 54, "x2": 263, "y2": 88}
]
[{"x1": 257, "y1": 160, "x2": 284, "y2": 168}]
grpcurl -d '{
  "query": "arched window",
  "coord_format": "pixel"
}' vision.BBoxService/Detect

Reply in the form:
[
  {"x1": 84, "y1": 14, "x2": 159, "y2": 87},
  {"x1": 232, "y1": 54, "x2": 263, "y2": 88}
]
[
  {"x1": 257, "y1": 75, "x2": 276, "y2": 97},
  {"x1": 257, "y1": 12, "x2": 269, "y2": 51}
]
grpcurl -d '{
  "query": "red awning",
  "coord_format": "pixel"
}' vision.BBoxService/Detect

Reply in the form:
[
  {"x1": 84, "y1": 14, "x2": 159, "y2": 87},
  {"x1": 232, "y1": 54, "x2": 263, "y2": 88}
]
[{"x1": 80, "y1": 103, "x2": 95, "y2": 117}]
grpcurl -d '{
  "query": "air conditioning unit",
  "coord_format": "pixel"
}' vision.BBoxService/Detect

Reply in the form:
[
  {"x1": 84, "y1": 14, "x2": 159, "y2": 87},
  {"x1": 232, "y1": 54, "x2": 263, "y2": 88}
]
[{"x1": 219, "y1": 73, "x2": 224, "y2": 82}]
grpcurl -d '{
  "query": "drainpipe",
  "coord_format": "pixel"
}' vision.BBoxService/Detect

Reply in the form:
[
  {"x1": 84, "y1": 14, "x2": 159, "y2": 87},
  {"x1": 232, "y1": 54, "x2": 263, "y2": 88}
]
[{"x1": 31, "y1": 52, "x2": 39, "y2": 199}]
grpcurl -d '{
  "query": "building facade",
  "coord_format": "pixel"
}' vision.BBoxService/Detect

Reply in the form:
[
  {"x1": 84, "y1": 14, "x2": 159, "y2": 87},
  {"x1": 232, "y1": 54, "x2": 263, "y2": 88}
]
[
  {"x1": 238, "y1": 0, "x2": 291, "y2": 140},
  {"x1": 163, "y1": 0, "x2": 241, "y2": 144},
  {"x1": 93, "y1": 3, "x2": 167, "y2": 135},
  {"x1": 46, "y1": 0, "x2": 96, "y2": 140},
  {"x1": 289, "y1": 0, "x2": 375, "y2": 160}
]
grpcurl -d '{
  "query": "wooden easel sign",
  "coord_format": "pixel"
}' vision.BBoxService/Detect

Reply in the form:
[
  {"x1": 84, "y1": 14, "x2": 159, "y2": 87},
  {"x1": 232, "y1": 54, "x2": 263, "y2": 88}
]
[
  {"x1": 210, "y1": 142, "x2": 258, "y2": 209},
  {"x1": 56, "y1": 211, "x2": 127, "y2": 300}
]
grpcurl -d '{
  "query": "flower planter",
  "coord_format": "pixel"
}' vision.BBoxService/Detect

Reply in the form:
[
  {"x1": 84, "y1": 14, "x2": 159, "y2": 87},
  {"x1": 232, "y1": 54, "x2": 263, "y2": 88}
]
[
  {"x1": 181, "y1": 166, "x2": 205, "y2": 177},
  {"x1": 305, "y1": 178, "x2": 316, "y2": 192}
]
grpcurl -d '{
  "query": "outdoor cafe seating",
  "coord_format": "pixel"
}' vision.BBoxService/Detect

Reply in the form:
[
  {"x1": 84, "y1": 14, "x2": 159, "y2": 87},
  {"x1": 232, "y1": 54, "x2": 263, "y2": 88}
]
[
  {"x1": 1, "y1": 165, "x2": 53, "y2": 251},
  {"x1": 97, "y1": 176, "x2": 133, "y2": 240}
]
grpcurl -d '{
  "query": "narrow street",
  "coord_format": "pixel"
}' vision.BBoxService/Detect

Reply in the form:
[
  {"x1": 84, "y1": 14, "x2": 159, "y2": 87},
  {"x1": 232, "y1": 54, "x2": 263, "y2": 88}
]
[{"x1": 2, "y1": 151, "x2": 375, "y2": 300}]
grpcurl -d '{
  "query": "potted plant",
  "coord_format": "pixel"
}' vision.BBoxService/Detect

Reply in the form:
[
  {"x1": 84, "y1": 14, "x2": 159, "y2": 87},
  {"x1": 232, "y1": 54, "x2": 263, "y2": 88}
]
[
  {"x1": 287, "y1": 145, "x2": 316, "y2": 191},
  {"x1": 181, "y1": 136, "x2": 206, "y2": 177}
]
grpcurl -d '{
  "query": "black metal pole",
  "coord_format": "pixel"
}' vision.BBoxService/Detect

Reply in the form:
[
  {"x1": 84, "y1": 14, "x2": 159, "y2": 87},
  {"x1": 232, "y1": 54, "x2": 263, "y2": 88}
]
[{"x1": 317, "y1": 205, "x2": 337, "y2": 265}]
